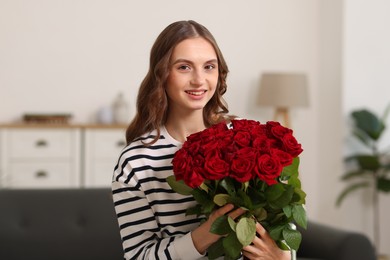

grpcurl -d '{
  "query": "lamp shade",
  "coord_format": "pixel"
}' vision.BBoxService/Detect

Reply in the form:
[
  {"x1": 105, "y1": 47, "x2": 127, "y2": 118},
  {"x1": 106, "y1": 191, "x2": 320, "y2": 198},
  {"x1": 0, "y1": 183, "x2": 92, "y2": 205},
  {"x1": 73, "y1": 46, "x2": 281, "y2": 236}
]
[{"x1": 257, "y1": 73, "x2": 309, "y2": 108}]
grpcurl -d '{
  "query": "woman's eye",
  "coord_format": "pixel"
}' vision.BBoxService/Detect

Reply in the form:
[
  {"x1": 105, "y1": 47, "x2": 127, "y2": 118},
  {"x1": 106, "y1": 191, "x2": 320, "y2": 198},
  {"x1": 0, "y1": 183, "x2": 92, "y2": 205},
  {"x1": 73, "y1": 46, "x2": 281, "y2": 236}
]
[
  {"x1": 178, "y1": 65, "x2": 190, "y2": 70},
  {"x1": 205, "y1": 64, "x2": 216, "y2": 70}
]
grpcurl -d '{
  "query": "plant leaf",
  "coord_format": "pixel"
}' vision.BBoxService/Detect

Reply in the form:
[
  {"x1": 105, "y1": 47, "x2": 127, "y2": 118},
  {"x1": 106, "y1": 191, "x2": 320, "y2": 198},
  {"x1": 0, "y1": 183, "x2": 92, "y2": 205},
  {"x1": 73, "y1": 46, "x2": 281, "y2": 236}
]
[
  {"x1": 219, "y1": 178, "x2": 236, "y2": 196},
  {"x1": 253, "y1": 207, "x2": 268, "y2": 222},
  {"x1": 377, "y1": 177, "x2": 390, "y2": 192},
  {"x1": 222, "y1": 232, "x2": 243, "y2": 259},
  {"x1": 336, "y1": 181, "x2": 370, "y2": 207},
  {"x1": 228, "y1": 216, "x2": 237, "y2": 232},
  {"x1": 210, "y1": 215, "x2": 231, "y2": 235},
  {"x1": 292, "y1": 205, "x2": 307, "y2": 229},
  {"x1": 356, "y1": 155, "x2": 381, "y2": 171},
  {"x1": 352, "y1": 109, "x2": 384, "y2": 141},
  {"x1": 283, "y1": 205, "x2": 292, "y2": 218},
  {"x1": 268, "y1": 185, "x2": 295, "y2": 209},
  {"x1": 268, "y1": 225, "x2": 285, "y2": 241},
  {"x1": 281, "y1": 157, "x2": 300, "y2": 178},
  {"x1": 166, "y1": 175, "x2": 193, "y2": 195},
  {"x1": 213, "y1": 194, "x2": 230, "y2": 206},
  {"x1": 265, "y1": 183, "x2": 284, "y2": 201},
  {"x1": 282, "y1": 226, "x2": 302, "y2": 251},
  {"x1": 208, "y1": 239, "x2": 224, "y2": 260},
  {"x1": 236, "y1": 217, "x2": 256, "y2": 246},
  {"x1": 191, "y1": 189, "x2": 215, "y2": 215}
]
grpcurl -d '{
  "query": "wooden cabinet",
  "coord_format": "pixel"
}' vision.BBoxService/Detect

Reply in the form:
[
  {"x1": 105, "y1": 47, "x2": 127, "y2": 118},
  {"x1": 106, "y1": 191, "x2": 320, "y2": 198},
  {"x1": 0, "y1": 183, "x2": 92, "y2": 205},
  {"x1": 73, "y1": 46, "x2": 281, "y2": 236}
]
[
  {"x1": 0, "y1": 127, "x2": 81, "y2": 188},
  {"x1": 0, "y1": 124, "x2": 126, "y2": 189},
  {"x1": 83, "y1": 128, "x2": 126, "y2": 187}
]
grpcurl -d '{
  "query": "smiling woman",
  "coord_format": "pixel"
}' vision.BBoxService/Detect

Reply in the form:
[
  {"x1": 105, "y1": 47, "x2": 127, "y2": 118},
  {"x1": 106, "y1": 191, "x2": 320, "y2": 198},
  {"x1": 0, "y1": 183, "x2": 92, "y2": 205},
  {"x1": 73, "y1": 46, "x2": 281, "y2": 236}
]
[
  {"x1": 111, "y1": 20, "x2": 291, "y2": 260},
  {"x1": 165, "y1": 38, "x2": 219, "y2": 136}
]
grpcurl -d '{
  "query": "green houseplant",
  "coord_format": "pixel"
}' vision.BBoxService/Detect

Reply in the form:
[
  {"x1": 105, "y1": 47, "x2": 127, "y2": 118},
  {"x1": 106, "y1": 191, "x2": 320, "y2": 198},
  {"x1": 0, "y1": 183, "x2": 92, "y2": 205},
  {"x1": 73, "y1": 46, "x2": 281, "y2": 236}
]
[{"x1": 337, "y1": 106, "x2": 390, "y2": 256}]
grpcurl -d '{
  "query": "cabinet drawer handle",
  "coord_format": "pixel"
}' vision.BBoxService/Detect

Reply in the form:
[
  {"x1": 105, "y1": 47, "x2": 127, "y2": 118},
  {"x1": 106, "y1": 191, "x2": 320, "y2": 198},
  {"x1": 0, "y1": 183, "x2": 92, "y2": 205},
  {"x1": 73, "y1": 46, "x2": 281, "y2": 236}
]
[
  {"x1": 35, "y1": 140, "x2": 48, "y2": 147},
  {"x1": 35, "y1": 171, "x2": 48, "y2": 178},
  {"x1": 116, "y1": 140, "x2": 126, "y2": 147}
]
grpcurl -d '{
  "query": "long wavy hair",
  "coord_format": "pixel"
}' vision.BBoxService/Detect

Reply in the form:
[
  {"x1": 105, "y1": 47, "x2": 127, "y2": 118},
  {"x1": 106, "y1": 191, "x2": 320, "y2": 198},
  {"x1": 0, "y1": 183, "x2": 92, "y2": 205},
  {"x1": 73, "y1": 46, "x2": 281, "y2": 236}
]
[{"x1": 126, "y1": 20, "x2": 230, "y2": 145}]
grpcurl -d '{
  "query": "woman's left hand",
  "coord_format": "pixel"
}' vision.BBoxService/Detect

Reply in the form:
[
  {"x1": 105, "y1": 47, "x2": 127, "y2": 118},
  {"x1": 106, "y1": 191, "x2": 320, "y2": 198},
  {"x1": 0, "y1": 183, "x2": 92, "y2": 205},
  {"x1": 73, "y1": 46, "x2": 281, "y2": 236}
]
[{"x1": 242, "y1": 222, "x2": 291, "y2": 260}]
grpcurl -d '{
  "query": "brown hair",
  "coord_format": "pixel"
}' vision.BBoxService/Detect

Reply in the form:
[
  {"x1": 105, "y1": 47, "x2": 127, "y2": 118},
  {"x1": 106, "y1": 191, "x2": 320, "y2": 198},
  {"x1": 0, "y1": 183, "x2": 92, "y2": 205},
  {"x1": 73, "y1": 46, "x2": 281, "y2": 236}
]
[{"x1": 126, "y1": 20, "x2": 230, "y2": 145}]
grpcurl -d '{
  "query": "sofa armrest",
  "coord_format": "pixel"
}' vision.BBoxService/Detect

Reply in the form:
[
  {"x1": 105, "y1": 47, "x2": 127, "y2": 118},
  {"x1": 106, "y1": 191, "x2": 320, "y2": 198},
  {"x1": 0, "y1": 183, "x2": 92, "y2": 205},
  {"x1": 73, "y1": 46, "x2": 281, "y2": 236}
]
[{"x1": 297, "y1": 221, "x2": 376, "y2": 260}]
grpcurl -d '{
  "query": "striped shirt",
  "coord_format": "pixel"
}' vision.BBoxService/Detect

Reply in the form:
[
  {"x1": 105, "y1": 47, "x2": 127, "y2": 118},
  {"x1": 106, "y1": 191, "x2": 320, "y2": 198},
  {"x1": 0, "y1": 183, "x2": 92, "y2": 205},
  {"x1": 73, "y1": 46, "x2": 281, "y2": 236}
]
[{"x1": 112, "y1": 126, "x2": 206, "y2": 260}]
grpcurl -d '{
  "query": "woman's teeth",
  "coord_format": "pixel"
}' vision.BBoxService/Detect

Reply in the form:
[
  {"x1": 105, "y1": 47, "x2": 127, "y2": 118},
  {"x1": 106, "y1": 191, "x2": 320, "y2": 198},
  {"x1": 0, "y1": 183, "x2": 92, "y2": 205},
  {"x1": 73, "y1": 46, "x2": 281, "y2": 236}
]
[{"x1": 186, "y1": 90, "x2": 206, "y2": 96}]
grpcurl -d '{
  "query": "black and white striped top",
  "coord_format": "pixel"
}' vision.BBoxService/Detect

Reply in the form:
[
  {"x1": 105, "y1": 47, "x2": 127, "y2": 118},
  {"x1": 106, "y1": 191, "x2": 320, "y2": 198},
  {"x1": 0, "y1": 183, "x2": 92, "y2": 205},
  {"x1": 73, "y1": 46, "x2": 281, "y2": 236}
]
[{"x1": 112, "y1": 126, "x2": 205, "y2": 260}]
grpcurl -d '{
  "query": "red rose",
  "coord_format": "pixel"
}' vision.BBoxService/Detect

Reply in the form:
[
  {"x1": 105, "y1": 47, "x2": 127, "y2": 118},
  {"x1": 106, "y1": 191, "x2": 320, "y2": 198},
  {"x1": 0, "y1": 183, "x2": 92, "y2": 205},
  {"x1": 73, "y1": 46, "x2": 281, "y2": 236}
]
[
  {"x1": 270, "y1": 148, "x2": 293, "y2": 167},
  {"x1": 266, "y1": 121, "x2": 292, "y2": 139},
  {"x1": 254, "y1": 153, "x2": 282, "y2": 185},
  {"x1": 204, "y1": 150, "x2": 230, "y2": 180},
  {"x1": 253, "y1": 135, "x2": 275, "y2": 153},
  {"x1": 231, "y1": 119, "x2": 261, "y2": 131},
  {"x1": 233, "y1": 130, "x2": 251, "y2": 148},
  {"x1": 184, "y1": 168, "x2": 205, "y2": 188},
  {"x1": 184, "y1": 140, "x2": 202, "y2": 156},
  {"x1": 282, "y1": 133, "x2": 303, "y2": 157},
  {"x1": 172, "y1": 149, "x2": 191, "y2": 181},
  {"x1": 230, "y1": 147, "x2": 256, "y2": 182}
]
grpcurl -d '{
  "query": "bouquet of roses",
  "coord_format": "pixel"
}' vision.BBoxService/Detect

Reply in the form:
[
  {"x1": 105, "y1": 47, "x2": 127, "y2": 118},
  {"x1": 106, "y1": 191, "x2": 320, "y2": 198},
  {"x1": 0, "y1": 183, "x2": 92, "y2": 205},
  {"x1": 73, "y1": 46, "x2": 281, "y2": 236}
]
[{"x1": 167, "y1": 119, "x2": 306, "y2": 260}]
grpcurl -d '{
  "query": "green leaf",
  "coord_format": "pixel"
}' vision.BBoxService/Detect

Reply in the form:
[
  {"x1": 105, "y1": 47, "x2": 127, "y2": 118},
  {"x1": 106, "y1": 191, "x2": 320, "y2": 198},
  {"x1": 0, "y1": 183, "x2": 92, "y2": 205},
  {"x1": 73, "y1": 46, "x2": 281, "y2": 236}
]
[
  {"x1": 292, "y1": 205, "x2": 307, "y2": 229},
  {"x1": 292, "y1": 187, "x2": 306, "y2": 204},
  {"x1": 208, "y1": 239, "x2": 224, "y2": 260},
  {"x1": 336, "y1": 181, "x2": 370, "y2": 206},
  {"x1": 223, "y1": 232, "x2": 243, "y2": 259},
  {"x1": 282, "y1": 227, "x2": 302, "y2": 251},
  {"x1": 210, "y1": 215, "x2": 231, "y2": 235},
  {"x1": 236, "y1": 217, "x2": 256, "y2": 246},
  {"x1": 356, "y1": 155, "x2": 381, "y2": 171},
  {"x1": 191, "y1": 189, "x2": 215, "y2": 215},
  {"x1": 199, "y1": 182, "x2": 210, "y2": 193},
  {"x1": 166, "y1": 175, "x2": 193, "y2": 195},
  {"x1": 352, "y1": 109, "x2": 384, "y2": 141},
  {"x1": 213, "y1": 193, "x2": 230, "y2": 206},
  {"x1": 268, "y1": 225, "x2": 285, "y2": 241},
  {"x1": 281, "y1": 157, "x2": 300, "y2": 178},
  {"x1": 237, "y1": 189, "x2": 253, "y2": 209},
  {"x1": 265, "y1": 183, "x2": 284, "y2": 201},
  {"x1": 253, "y1": 207, "x2": 267, "y2": 222},
  {"x1": 288, "y1": 173, "x2": 301, "y2": 188},
  {"x1": 219, "y1": 178, "x2": 237, "y2": 196},
  {"x1": 268, "y1": 185, "x2": 295, "y2": 209},
  {"x1": 352, "y1": 129, "x2": 372, "y2": 147},
  {"x1": 228, "y1": 216, "x2": 237, "y2": 232},
  {"x1": 377, "y1": 177, "x2": 390, "y2": 192},
  {"x1": 283, "y1": 205, "x2": 292, "y2": 218}
]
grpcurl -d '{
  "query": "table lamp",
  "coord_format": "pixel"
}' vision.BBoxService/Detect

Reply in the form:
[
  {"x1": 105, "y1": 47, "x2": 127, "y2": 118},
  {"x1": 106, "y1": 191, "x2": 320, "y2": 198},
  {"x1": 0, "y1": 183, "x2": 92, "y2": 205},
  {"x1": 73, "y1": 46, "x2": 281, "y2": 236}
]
[{"x1": 257, "y1": 72, "x2": 309, "y2": 128}]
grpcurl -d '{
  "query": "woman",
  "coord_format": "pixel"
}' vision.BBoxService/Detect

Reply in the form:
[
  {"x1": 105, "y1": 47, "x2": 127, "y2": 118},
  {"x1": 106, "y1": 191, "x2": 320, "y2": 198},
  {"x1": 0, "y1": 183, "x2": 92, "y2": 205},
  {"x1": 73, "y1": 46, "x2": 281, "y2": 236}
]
[{"x1": 112, "y1": 20, "x2": 291, "y2": 260}]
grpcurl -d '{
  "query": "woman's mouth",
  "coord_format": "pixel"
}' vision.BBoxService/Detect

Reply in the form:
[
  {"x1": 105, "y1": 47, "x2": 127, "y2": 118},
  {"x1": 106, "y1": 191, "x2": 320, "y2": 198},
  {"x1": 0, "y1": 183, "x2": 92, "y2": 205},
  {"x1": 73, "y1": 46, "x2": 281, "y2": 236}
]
[{"x1": 185, "y1": 90, "x2": 207, "y2": 96}]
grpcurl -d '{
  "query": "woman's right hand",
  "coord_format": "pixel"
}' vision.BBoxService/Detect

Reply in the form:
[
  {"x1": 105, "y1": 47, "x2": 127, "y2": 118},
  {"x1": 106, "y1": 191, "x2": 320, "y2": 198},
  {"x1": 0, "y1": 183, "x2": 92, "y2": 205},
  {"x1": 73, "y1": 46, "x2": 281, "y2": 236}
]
[{"x1": 191, "y1": 204, "x2": 246, "y2": 255}]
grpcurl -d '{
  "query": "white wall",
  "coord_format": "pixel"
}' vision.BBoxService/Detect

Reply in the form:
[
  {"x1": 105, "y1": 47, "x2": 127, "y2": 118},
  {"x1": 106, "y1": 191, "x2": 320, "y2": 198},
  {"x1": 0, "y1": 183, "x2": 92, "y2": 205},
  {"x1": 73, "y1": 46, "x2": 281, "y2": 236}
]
[
  {"x1": 343, "y1": 0, "x2": 390, "y2": 256},
  {"x1": 1, "y1": 0, "x2": 387, "y2": 256},
  {"x1": 0, "y1": 0, "x2": 321, "y2": 223}
]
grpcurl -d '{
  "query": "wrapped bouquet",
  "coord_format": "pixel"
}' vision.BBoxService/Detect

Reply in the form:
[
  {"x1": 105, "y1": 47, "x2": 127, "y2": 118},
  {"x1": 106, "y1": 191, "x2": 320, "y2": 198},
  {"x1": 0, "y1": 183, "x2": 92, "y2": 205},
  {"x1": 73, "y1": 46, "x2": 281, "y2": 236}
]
[{"x1": 167, "y1": 119, "x2": 306, "y2": 259}]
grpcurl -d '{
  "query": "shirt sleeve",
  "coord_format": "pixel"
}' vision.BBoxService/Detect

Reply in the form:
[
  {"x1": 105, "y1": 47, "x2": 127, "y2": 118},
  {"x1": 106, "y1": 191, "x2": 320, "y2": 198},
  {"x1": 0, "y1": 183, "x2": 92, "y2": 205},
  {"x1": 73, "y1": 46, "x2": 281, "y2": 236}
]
[{"x1": 111, "y1": 165, "x2": 204, "y2": 260}]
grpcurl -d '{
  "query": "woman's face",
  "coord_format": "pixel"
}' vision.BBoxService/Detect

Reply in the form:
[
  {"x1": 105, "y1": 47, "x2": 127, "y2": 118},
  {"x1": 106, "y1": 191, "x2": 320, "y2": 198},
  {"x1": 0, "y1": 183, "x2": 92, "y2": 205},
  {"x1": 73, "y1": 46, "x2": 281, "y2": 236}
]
[{"x1": 166, "y1": 37, "x2": 218, "y2": 115}]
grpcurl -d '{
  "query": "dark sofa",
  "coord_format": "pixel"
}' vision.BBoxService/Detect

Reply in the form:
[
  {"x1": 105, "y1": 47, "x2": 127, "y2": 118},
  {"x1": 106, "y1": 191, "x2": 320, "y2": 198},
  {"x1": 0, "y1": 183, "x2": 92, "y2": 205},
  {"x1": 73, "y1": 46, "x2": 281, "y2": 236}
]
[{"x1": 0, "y1": 188, "x2": 376, "y2": 260}]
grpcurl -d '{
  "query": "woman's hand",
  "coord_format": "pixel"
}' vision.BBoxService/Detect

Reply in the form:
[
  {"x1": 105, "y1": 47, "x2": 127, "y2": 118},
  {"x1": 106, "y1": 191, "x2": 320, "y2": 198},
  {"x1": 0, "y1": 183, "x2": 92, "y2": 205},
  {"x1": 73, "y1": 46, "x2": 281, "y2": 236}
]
[
  {"x1": 191, "y1": 204, "x2": 246, "y2": 255},
  {"x1": 242, "y1": 222, "x2": 291, "y2": 260}
]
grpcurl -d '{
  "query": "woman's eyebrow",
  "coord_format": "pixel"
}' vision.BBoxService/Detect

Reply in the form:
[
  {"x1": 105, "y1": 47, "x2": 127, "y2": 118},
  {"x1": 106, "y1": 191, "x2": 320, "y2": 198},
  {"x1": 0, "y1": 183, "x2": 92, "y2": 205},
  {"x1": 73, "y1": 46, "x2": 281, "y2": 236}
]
[{"x1": 171, "y1": 58, "x2": 218, "y2": 65}]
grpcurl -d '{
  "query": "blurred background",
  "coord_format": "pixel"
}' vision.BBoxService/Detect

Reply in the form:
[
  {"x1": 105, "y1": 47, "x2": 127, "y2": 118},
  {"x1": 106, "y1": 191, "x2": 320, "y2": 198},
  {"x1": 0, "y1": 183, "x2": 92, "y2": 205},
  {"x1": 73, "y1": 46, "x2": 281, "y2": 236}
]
[{"x1": 1, "y1": 0, "x2": 389, "y2": 256}]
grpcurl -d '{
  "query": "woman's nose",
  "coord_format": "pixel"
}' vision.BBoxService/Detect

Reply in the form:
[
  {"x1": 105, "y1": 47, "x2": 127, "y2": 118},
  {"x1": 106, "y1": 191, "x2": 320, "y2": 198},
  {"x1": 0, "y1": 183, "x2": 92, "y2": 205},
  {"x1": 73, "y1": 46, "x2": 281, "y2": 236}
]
[{"x1": 190, "y1": 70, "x2": 205, "y2": 86}]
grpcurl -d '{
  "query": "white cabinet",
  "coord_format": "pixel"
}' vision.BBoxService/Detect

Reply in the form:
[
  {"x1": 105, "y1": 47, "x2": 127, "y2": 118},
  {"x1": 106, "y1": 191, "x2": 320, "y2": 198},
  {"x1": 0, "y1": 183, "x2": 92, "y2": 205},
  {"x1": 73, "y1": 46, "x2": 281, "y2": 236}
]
[
  {"x1": 83, "y1": 128, "x2": 126, "y2": 187},
  {"x1": 0, "y1": 124, "x2": 127, "y2": 189},
  {"x1": 0, "y1": 127, "x2": 81, "y2": 188}
]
